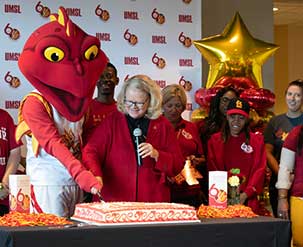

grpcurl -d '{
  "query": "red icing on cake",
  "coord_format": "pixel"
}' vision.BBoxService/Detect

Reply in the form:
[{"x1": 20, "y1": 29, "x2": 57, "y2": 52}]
[{"x1": 72, "y1": 202, "x2": 199, "y2": 225}]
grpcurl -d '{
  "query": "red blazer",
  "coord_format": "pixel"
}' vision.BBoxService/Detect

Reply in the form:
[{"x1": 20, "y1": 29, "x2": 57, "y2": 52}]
[{"x1": 82, "y1": 111, "x2": 184, "y2": 202}]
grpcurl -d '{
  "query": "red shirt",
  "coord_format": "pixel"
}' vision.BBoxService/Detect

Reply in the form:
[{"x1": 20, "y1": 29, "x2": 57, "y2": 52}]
[
  {"x1": 83, "y1": 99, "x2": 117, "y2": 143},
  {"x1": 86, "y1": 100, "x2": 117, "y2": 128},
  {"x1": 0, "y1": 109, "x2": 20, "y2": 206}
]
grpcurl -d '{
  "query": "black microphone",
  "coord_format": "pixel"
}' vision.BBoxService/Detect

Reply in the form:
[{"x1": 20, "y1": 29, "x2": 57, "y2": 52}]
[{"x1": 133, "y1": 127, "x2": 142, "y2": 166}]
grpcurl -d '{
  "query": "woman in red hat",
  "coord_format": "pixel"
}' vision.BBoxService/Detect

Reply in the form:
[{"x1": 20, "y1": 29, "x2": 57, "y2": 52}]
[{"x1": 207, "y1": 98, "x2": 266, "y2": 214}]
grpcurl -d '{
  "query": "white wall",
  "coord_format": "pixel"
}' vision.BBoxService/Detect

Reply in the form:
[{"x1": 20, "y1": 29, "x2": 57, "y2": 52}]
[
  {"x1": 0, "y1": 0, "x2": 202, "y2": 123},
  {"x1": 274, "y1": 24, "x2": 303, "y2": 114}
]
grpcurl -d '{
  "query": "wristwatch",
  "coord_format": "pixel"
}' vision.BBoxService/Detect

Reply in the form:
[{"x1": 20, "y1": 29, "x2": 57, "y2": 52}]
[{"x1": 0, "y1": 183, "x2": 3, "y2": 190}]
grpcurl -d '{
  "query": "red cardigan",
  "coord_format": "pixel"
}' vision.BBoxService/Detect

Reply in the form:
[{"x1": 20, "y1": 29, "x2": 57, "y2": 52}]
[{"x1": 82, "y1": 111, "x2": 184, "y2": 202}]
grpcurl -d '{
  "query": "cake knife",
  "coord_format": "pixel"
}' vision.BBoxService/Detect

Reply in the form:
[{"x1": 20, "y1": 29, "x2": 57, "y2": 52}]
[{"x1": 97, "y1": 191, "x2": 105, "y2": 202}]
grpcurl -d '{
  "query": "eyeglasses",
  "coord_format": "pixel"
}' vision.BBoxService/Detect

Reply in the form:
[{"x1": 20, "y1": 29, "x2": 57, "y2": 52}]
[{"x1": 124, "y1": 99, "x2": 148, "y2": 109}]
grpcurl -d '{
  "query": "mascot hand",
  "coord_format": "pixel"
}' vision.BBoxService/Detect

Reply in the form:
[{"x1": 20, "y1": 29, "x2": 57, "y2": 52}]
[
  {"x1": 75, "y1": 170, "x2": 102, "y2": 192},
  {"x1": 90, "y1": 176, "x2": 103, "y2": 195},
  {"x1": 68, "y1": 160, "x2": 102, "y2": 192}
]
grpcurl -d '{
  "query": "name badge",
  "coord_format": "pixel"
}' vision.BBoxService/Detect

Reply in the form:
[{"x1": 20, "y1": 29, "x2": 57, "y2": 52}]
[{"x1": 241, "y1": 142, "x2": 253, "y2": 153}]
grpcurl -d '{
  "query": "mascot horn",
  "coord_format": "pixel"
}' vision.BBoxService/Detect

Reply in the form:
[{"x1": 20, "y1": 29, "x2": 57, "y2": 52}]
[{"x1": 16, "y1": 7, "x2": 108, "y2": 217}]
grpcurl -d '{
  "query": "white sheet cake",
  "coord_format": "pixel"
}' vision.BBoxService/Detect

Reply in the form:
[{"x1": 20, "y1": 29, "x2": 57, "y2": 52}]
[{"x1": 71, "y1": 201, "x2": 199, "y2": 225}]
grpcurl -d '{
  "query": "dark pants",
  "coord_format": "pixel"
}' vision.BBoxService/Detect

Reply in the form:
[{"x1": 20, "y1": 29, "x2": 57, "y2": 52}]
[
  {"x1": 0, "y1": 204, "x2": 9, "y2": 216},
  {"x1": 83, "y1": 192, "x2": 93, "y2": 203},
  {"x1": 269, "y1": 173, "x2": 278, "y2": 217}
]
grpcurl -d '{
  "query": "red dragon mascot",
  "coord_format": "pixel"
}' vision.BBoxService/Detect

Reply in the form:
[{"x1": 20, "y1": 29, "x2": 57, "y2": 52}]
[{"x1": 16, "y1": 7, "x2": 108, "y2": 217}]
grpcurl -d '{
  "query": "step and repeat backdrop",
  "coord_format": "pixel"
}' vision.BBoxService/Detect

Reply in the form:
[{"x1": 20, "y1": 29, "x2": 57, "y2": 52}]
[{"x1": 1, "y1": 0, "x2": 202, "y2": 123}]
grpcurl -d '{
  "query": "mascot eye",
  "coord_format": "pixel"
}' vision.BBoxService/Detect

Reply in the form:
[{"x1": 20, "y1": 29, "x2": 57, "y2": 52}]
[
  {"x1": 44, "y1": 47, "x2": 65, "y2": 62},
  {"x1": 84, "y1": 45, "x2": 99, "y2": 61}
]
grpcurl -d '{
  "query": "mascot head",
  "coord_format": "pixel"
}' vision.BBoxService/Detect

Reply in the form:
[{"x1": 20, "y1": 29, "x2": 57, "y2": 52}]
[{"x1": 18, "y1": 7, "x2": 108, "y2": 121}]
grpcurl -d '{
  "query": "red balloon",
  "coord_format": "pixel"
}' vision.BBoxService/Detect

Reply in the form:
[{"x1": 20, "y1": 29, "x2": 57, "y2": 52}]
[
  {"x1": 240, "y1": 88, "x2": 275, "y2": 110},
  {"x1": 215, "y1": 76, "x2": 259, "y2": 92},
  {"x1": 195, "y1": 87, "x2": 219, "y2": 107}
]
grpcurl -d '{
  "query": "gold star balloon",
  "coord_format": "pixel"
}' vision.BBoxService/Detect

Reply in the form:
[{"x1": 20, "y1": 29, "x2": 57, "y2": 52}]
[{"x1": 194, "y1": 12, "x2": 279, "y2": 88}]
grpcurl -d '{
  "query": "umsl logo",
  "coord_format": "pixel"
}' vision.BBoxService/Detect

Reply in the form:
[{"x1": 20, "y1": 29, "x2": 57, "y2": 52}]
[
  {"x1": 178, "y1": 14, "x2": 192, "y2": 23},
  {"x1": 95, "y1": 4, "x2": 110, "y2": 21},
  {"x1": 123, "y1": 29, "x2": 138, "y2": 46},
  {"x1": 96, "y1": 33, "x2": 111, "y2": 41},
  {"x1": 124, "y1": 11, "x2": 139, "y2": 20},
  {"x1": 65, "y1": 8, "x2": 82, "y2": 17},
  {"x1": 4, "y1": 23, "x2": 20, "y2": 40},
  {"x1": 179, "y1": 76, "x2": 192, "y2": 92},
  {"x1": 151, "y1": 8, "x2": 165, "y2": 24},
  {"x1": 35, "y1": 1, "x2": 50, "y2": 17},
  {"x1": 4, "y1": 71, "x2": 21, "y2": 88},
  {"x1": 5, "y1": 100, "x2": 21, "y2": 109},
  {"x1": 154, "y1": 80, "x2": 166, "y2": 88},
  {"x1": 4, "y1": 4, "x2": 21, "y2": 13},
  {"x1": 124, "y1": 57, "x2": 139, "y2": 65},
  {"x1": 5, "y1": 52, "x2": 20, "y2": 61},
  {"x1": 179, "y1": 58, "x2": 193, "y2": 67},
  {"x1": 178, "y1": 32, "x2": 192, "y2": 47},
  {"x1": 152, "y1": 35, "x2": 166, "y2": 44},
  {"x1": 152, "y1": 53, "x2": 166, "y2": 69}
]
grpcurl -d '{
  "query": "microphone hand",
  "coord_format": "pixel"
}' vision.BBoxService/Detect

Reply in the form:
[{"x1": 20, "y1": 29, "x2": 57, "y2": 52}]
[{"x1": 138, "y1": 143, "x2": 159, "y2": 161}]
